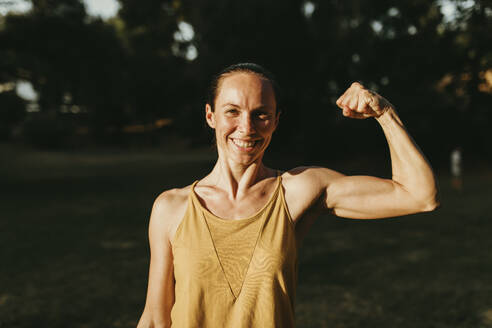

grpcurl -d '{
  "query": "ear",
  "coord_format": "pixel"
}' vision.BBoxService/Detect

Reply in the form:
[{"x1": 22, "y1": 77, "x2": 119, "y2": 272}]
[{"x1": 205, "y1": 104, "x2": 215, "y2": 129}]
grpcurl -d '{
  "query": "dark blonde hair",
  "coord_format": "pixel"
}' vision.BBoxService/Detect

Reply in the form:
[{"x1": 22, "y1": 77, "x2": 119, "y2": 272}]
[{"x1": 206, "y1": 63, "x2": 282, "y2": 113}]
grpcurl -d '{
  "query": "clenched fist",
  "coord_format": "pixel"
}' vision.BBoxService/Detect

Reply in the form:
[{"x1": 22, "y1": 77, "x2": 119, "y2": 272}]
[{"x1": 336, "y1": 82, "x2": 394, "y2": 119}]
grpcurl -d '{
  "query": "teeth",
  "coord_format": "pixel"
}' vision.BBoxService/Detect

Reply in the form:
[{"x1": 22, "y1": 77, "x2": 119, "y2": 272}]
[{"x1": 232, "y1": 139, "x2": 256, "y2": 148}]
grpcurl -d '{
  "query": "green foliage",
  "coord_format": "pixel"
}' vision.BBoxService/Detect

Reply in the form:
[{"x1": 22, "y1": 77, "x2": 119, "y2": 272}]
[
  {"x1": 115, "y1": 0, "x2": 187, "y2": 124},
  {"x1": 30, "y1": 0, "x2": 86, "y2": 20},
  {"x1": 0, "y1": 0, "x2": 490, "y2": 160}
]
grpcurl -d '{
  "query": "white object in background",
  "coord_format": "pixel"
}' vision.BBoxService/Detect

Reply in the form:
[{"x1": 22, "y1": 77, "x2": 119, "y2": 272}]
[{"x1": 450, "y1": 148, "x2": 462, "y2": 177}]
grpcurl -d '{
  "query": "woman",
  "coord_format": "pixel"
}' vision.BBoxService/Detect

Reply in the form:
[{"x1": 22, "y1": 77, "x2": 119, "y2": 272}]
[{"x1": 137, "y1": 63, "x2": 440, "y2": 328}]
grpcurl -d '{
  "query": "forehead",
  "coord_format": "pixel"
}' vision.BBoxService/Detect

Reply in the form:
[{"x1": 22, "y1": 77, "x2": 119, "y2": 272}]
[{"x1": 215, "y1": 72, "x2": 276, "y2": 110}]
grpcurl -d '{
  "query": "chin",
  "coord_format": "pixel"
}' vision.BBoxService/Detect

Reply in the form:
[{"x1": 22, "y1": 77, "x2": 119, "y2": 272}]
[
  {"x1": 230, "y1": 152, "x2": 259, "y2": 165},
  {"x1": 230, "y1": 150, "x2": 266, "y2": 166}
]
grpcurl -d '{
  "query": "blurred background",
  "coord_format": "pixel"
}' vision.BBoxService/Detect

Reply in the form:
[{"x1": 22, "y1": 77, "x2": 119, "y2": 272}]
[{"x1": 1, "y1": 0, "x2": 491, "y2": 327}]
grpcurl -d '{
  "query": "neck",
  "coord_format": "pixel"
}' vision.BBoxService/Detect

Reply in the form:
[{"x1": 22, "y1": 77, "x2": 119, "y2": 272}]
[{"x1": 207, "y1": 155, "x2": 273, "y2": 199}]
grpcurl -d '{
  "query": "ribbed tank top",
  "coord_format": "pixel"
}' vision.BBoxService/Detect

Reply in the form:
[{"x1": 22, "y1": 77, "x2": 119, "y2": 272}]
[{"x1": 170, "y1": 176, "x2": 298, "y2": 328}]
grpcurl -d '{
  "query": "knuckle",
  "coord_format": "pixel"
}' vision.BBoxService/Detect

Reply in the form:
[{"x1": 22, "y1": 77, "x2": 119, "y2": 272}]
[
  {"x1": 352, "y1": 81, "x2": 364, "y2": 88},
  {"x1": 363, "y1": 93, "x2": 375, "y2": 104}
]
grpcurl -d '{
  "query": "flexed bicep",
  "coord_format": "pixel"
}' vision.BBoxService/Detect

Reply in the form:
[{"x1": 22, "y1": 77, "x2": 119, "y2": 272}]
[{"x1": 325, "y1": 175, "x2": 428, "y2": 219}]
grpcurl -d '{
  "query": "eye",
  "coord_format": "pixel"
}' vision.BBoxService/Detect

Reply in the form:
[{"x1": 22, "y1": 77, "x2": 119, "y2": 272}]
[
  {"x1": 254, "y1": 112, "x2": 270, "y2": 120},
  {"x1": 225, "y1": 108, "x2": 239, "y2": 116}
]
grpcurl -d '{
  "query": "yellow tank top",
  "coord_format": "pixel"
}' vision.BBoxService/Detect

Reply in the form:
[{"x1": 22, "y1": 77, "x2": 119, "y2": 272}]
[{"x1": 170, "y1": 176, "x2": 298, "y2": 327}]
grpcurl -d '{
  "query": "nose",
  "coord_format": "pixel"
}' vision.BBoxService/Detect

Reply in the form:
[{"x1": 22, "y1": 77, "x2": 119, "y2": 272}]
[{"x1": 238, "y1": 113, "x2": 256, "y2": 135}]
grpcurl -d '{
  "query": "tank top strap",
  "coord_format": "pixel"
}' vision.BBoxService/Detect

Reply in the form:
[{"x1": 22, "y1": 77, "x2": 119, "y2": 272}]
[
  {"x1": 276, "y1": 173, "x2": 295, "y2": 226},
  {"x1": 171, "y1": 180, "x2": 207, "y2": 249},
  {"x1": 270, "y1": 174, "x2": 282, "y2": 203},
  {"x1": 188, "y1": 180, "x2": 201, "y2": 207}
]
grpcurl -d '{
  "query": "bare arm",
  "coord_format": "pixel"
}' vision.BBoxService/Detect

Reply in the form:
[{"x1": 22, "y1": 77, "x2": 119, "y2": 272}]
[
  {"x1": 137, "y1": 193, "x2": 178, "y2": 328},
  {"x1": 284, "y1": 83, "x2": 440, "y2": 221},
  {"x1": 326, "y1": 82, "x2": 440, "y2": 219}
]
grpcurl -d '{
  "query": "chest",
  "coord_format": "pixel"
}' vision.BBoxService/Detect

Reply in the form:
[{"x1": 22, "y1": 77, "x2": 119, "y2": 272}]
[{"x1": 194, "y1": 180, "x2": 278, "y2": 220}]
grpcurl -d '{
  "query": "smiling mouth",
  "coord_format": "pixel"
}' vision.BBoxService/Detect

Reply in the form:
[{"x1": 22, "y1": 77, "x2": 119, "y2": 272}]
[{"x1": 230, "y1": 138, "x2": 260, "y2": 150}]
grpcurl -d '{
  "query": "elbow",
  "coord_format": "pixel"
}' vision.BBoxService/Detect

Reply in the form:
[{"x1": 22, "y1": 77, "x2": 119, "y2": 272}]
[
  {"x1": 405, "y1": 186, "x2": 440, "y2": 214},
  {"x1": 401, "y1": 194, "x2": 441, "y2": 215},
  {"x1": 421, "y1": 200, "x2": 440, "y2": 212},
  {"x1": 419, "y1": 193, "x2": 441, "y2": 213},
  {"x1": 412, "y1": 182, "x2": 441, "y2": 213}
]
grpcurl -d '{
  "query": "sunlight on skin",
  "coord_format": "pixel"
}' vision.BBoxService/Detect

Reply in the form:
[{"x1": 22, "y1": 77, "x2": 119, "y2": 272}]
[{"x1": 206, "y1": 73, "x2": 279, "y2": 170}]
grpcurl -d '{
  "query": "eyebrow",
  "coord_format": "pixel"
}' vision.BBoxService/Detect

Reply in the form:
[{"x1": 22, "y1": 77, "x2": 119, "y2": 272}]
[{"x1": 222, "y1": 103, "x2": 267, "y2": 110}]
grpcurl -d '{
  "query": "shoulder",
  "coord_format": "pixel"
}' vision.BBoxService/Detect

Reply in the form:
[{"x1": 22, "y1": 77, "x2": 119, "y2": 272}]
[
  {"x1": 281, "y1": 166, "x2": 345, "y2": 191},
  {"x1": 279, "y1": 166, "x2": 345, "y2": 221},
  {"x1": 148, "y1": 184, "x2": 193, "y2": 243},
  {"x1": 152, "y1": 186, "x2": 191, "y2": 215}
]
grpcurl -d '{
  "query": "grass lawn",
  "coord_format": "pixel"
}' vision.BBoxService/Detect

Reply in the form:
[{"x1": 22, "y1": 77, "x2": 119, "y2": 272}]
[{"x1": 1, "y1": 143, "x2": 492, "y2": 328}]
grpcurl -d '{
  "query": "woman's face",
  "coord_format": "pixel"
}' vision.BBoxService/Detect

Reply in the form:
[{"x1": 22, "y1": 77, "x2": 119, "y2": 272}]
[{"x1": 206, "y1": 72, "x2": 279, "y2": 166}]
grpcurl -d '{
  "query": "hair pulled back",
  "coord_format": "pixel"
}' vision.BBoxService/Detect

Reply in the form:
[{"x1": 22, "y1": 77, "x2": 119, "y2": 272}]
[{"x1": 206, "y1": 63, "x2": 282, "y2": 113}]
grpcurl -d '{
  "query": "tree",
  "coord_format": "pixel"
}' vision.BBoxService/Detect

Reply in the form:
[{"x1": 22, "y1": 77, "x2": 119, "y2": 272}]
[
  {"x1": 115, "y1": 0, "x2": 188, "y2": 126},
  {"x1": 0, "y1": 0, "x2": 129, "y2": 144}
]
